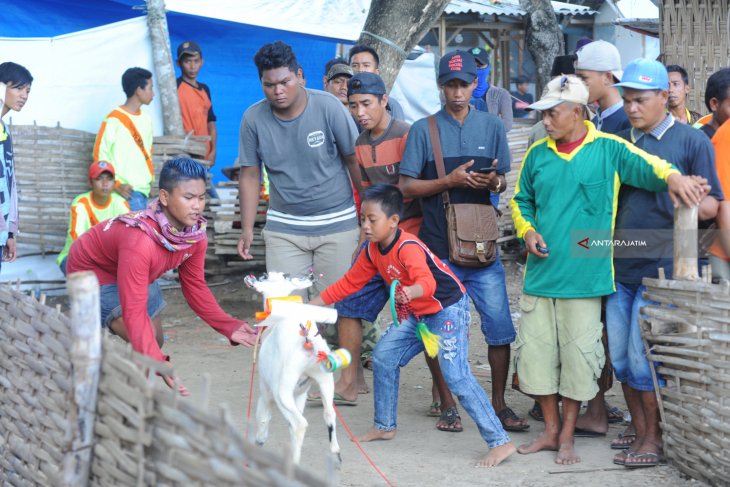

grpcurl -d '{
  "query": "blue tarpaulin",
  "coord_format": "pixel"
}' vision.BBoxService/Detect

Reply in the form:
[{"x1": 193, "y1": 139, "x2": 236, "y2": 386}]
[{"x1": 0, "y1": 0, "x2": 342, "y2": 182}]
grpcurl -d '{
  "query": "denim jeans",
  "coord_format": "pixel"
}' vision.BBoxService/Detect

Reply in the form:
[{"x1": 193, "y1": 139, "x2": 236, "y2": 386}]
[
  {"x1": 443, "y1": 258, "x2": 516, "y2": 345},
  {"x1": 126, "y1": 190, "x2": 149, "y2": 211},
  {"x1": 606, "y1": 282, "x2": 665, "y2": 391},
  {"x1": 371, "y1": 294, "x2": 511, "y2": 448},
  {"x1": 100, "y1": 282, "x2": 166, "y2": 329}
]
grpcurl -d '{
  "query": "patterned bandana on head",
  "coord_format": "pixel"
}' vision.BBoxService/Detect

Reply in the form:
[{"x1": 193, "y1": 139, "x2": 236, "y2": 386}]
[
  {"x1": 473, "y1": 65, "x2": 491, "y2": 98},
  {"x1": 109, "y1": 198, "x2": 207, "y2": 252}
]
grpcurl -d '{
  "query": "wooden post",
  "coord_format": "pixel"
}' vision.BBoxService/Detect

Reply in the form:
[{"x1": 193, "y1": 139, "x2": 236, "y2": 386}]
[
  {"x1": 439, "y1": 15, "x2": 446, "y2": 56},
  {"x1": 674, "y1": 204, "x2": 699, "y2": 280},
  {"x1": 146, "y1": 0, "x2": 184, "y2": 136},
  {"x1": 62, "y1": 271, "x2": 102, "y2": 486}
]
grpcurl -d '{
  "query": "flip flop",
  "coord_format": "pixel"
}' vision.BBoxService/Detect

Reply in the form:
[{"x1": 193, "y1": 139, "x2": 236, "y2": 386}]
[
  {"x1": 610, "y1": 433, "x2": 636, "y2": 450},
  {"x1": 333, "y1": 393, "x2": 357, "y2": 407},
  {"x1": 497, "y1": 407, "x2": 530, "y2": 432},
  {"x1": 436, "y1": 406, "x2": 463, "y2": 433},
  {"x1": 573, "y1": 427, "x2": 606, "y2": 438},
  {"x1": 613, "y1": 449, "x2": 636, "y2": 466},
  {"x1": 624, "y1": 451, "x2": 666, "y2": 468},
  {"x1": 427, "y1": 401, "x2": 441, "y2": 417},
  {"x1": 528, "y1": 402, "x2": 544, "y2": 422},
  {"x1": 605, "y1": 402, "x2": 625, "y2": 424}
]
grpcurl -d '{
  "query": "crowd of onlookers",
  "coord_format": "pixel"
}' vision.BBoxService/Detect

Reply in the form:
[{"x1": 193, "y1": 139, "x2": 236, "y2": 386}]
[{"x1": 2, "y1": 33, "x2": 729, "y2": 470}]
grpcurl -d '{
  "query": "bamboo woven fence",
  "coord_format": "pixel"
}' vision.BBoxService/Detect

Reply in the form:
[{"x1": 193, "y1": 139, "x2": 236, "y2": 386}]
[
  {"x1": 661, "y1": 0, "x2": 730, "y2": 115},
  {"x1": 11, "y1": 123, "x2": 209, "y2": 254},
  {"x1": 0, "y1": 282, "x2": 328, "y2": 486},
  {"x1": 641, "y1": 276, "x2": 730, "y2": 485}
]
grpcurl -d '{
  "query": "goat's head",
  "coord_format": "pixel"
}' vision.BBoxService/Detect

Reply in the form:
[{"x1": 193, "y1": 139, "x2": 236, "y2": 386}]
[{"x1": 245, "y1": 272, "x2": 313, "y2": 301}]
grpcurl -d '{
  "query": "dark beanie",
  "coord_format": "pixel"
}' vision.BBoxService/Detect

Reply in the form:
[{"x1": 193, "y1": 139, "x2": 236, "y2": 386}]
[{"x1": 551, "y1": 55, "x2": 577, "y2": 77}]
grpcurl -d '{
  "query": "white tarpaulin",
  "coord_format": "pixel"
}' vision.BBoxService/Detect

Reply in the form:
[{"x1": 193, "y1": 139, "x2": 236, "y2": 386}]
[
  {"x1": 0, "y1": 17, "x2": 164, "y2": 135},
  {"x1": 166, "y1": 0, "x2": 369, "y2": 41},
  {"x1": 391, "y1": 52, "x2": 440, "y2": 124}
]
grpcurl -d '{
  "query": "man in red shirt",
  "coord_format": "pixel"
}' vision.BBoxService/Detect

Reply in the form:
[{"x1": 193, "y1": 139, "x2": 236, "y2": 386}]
[{"x1": 67, "y1": 157, "x2": 256, "y2": 394}]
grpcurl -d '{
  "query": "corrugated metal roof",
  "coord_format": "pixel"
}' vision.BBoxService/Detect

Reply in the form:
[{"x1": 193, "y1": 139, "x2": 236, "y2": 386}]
[{"x1": 445, "y1": 0, "x2": 595, "y2": 17}]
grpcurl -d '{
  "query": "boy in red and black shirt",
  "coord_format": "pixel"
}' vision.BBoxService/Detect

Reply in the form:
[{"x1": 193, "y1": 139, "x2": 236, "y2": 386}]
[{"x1": 310, "y1": 184, "x2": 515, "y2": 468}]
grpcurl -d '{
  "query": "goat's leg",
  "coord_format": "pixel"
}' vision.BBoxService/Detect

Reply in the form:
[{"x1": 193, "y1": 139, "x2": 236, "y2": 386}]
[
  {"x1": 316, "y1": 374, "x2": 341, "y2": 463},
  {"x1": 255, "y1": 385, "x2": 274, "y2": 446},
  {"x1": 294, "y1": 378, "x2": 312, "y2": 414},
  {"x1": 275, "y1": 377, "x2": 309, "y2": 465}
]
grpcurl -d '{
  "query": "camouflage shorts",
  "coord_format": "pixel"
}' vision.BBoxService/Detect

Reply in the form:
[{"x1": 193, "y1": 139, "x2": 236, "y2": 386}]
[{"x1": 317, "y1": 319, "x2": 381, "y2": 361}]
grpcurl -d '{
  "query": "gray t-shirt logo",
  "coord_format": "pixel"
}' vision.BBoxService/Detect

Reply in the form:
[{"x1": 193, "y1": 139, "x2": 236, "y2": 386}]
[{"x1": 307, "y1": 130, "x2": 325, "y2": 148}]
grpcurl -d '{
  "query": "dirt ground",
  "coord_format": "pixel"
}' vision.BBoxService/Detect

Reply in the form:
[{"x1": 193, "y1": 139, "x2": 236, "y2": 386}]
[{"x1": 107, "y1": 261, "x2": 697, "y2": 487}]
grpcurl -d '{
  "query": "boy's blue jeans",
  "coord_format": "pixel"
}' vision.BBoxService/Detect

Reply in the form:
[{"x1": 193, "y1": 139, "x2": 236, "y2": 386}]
[{"x1": 371, "y1": 294, "x2": 511, "y2": 448}]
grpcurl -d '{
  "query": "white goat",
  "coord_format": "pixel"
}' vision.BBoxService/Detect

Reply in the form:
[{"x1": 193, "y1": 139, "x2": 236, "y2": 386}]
[{"x1": 248, "y1": 273, "x2": 342, "y2": 465}]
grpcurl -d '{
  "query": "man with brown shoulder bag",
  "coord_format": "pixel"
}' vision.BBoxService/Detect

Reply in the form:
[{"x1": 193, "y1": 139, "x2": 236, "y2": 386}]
[{"x1": 399, "y1": 50, "x2": 528, "y2": 433}]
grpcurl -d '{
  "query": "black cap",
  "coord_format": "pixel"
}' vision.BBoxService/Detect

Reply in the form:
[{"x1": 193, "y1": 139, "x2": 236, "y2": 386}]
[
  {"x1": 438, "y1": 51, "x2": 477, "y2": 85},
  {"x1": 515, "y1": 75, "x2": 530, "y2": 85},
  {"x1": 550, "y1": 55, "x2": 577, "y2": 77},
  {"x1": 348, "y1": 72, "x2": 386, "y2": 96},
  {"x1": 469, "y1": 47, "x2": 490, "y2": 66},
  {"x1": 177, "y1": 41, "x2": 202, "y2": 60}
]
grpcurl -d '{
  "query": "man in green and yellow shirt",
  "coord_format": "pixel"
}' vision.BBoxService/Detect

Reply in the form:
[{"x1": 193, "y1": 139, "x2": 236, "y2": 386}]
[
  {"x1": 58, "y1": 161, "x2": 130, "y2": 274},
  {"x1": 509, "y1": 75, "x2": 706, "y2": 466}
]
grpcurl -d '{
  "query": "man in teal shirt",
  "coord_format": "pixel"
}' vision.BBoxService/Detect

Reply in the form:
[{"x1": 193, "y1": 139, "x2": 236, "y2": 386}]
[{"x1": 510, "y1": 75, "x2": 706, "y2": 466}]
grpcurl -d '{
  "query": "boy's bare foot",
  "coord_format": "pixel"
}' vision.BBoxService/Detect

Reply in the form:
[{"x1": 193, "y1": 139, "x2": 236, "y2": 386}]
[
  {"x1": 476, "y1": 442, "x2": 516, "y2": 467},
  {"x1": 518, "y1": 432, "x2": 559, "y2": 454},
  {"x1": 356, "y1": 428, "x2": 396, "y2": 442},
  {"x1": 555, "y1": 442, "x2": 581, "y2": 465}
]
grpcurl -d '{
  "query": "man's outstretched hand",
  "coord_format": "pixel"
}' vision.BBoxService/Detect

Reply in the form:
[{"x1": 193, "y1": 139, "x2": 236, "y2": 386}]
[{"x1": 230, "y1": 321, "x2": 257, "y2": 347}]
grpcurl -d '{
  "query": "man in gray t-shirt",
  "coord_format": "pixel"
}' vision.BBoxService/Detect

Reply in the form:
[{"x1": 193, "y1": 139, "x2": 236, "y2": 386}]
[{"x1": 237, "y1": 41, "x2": 362, "y2": 298}]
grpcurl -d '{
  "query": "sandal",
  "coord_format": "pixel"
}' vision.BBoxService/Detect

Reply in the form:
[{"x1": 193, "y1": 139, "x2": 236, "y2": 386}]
[
  {"x1": 497, "y1": 407, "x2": 530, "y2": 432},
  {"x1": 610, "y1": 433, "x2": 636, "y2": 450},
  {"x1": 605, "y1": 402, "x2": 625, "y2": 424},
  {"x1": 528, "y1": 402, "x2": 544, "y2": 422},
  {"x1": 624, "y1": 451, "x2": 666, "y2": 468},
  {"x1": 428, "y1": 401, "x2": 441, "y2": 417},
  {"x1": 613, "y1": 449, "x2": 636, "y2": 466},
  {"x1": 436, "y1": 407, "x2": 463, "y2": 432}
]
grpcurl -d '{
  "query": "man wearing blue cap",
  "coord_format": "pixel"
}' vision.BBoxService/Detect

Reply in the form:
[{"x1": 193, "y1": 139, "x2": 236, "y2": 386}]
[
  {"x1": 323, "y1": 71, "x2": 415, "y2": 405},
  {"x1": 609, "y1": 58, "x2": 722, "y2": 467},
  {"x1": 512, "y1": 73, "x2": 708, "y2": 466},
  {"x1": 400, "y1": 50, "x2": 529, "y2": 436}
]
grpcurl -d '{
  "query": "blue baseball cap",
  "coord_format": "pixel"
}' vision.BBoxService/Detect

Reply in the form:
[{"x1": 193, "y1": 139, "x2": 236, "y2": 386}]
[
  {"x1": 348, "y1": 72, "x2": 386, "y2": 96},
  {"x1": 438, "y1": 50, "x2": 477, "y2": 85},
  {"x1": 613, "y1": 58, "x2": 669, "y2": 91}
]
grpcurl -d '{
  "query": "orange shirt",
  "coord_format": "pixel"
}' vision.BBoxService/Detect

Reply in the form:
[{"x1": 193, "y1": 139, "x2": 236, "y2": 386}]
[
  {"x1": 177, "y1": 79, "x2": 215, "y2": 158},
  {"x1": 709, "y1": 121, "x2": 730, "y2": 260}
]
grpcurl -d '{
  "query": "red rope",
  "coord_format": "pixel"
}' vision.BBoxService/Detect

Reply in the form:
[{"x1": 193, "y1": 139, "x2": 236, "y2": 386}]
[
  {"x1": 334, "y1": 405, "x2": 395, "y2": 487},
  {"x1": 245, "y1": 330, "x2": 263, "y2": 439}
]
